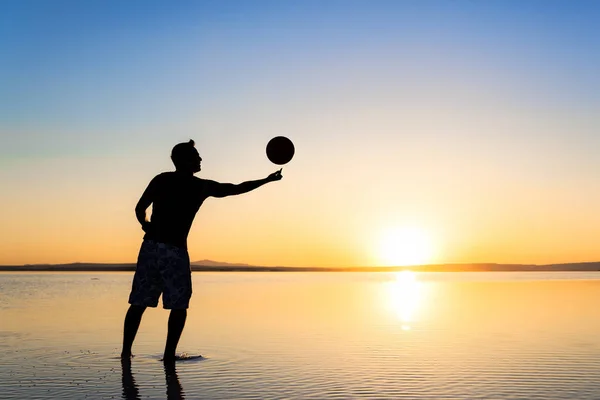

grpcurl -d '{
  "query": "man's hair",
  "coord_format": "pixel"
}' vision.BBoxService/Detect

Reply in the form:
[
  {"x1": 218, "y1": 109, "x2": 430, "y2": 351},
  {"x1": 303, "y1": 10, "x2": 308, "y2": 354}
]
[{"x1": 171, "y1": 139, "x2": 196, "y2": 168}]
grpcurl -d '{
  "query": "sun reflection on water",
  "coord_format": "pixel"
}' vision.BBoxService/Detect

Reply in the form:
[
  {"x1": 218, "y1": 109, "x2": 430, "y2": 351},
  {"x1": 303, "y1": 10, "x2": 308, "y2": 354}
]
[{"x1": 385, "y1": 271, "x2": 426, "y2": 330}]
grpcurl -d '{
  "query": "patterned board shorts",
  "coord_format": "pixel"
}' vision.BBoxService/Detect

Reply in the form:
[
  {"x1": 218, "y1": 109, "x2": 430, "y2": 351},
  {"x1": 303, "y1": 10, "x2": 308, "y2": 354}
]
[{"x1": 128, "y1": 239, "x2": 192, "y2": 309}]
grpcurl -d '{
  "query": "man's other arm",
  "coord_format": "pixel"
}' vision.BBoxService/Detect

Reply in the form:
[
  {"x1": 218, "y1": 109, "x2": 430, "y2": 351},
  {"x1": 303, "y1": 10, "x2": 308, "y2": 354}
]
[
  {"x1": 135, "y1": 176, "x2": 160, "y2": 232},
  {"x1": 206, "y1": 169, "x2": 283, "y2": 198}
]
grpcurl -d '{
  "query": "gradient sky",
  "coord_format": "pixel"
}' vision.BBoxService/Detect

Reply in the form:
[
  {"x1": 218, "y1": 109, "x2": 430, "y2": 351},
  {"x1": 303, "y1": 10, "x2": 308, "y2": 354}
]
[{"x1": 2, "y1": 0, "x2": 600, "y2": 266}]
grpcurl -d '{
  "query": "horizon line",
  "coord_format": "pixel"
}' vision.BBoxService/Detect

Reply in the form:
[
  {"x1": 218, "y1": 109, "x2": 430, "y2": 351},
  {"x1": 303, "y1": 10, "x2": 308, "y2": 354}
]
[{"x1": 2, "y1": 261, "x2": 600, "y2": 272}]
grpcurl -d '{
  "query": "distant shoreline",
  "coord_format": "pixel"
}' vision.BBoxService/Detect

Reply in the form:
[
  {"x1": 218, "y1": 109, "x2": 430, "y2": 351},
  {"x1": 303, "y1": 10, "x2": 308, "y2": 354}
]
[{"x1": 2, "y1": 262, "x2": 600, "y2": 272}]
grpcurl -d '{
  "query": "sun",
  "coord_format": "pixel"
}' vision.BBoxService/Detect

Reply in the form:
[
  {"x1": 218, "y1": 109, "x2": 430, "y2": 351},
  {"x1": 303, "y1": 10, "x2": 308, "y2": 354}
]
[{"x1": 379, "y1": 226, "x2": 433, "y2": 267}]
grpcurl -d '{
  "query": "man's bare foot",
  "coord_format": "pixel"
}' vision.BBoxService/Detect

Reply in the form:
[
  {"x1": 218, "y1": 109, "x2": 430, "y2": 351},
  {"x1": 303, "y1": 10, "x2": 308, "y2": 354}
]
[{"x1": 161, "y1": 354, "x2": 177, "y2": 364}]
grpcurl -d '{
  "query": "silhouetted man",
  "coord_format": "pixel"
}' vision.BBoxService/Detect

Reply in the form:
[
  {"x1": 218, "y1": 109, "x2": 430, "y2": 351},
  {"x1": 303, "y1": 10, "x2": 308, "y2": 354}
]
[{"x1": 121, "y1": 139, "x2": 282, "y2": 362}]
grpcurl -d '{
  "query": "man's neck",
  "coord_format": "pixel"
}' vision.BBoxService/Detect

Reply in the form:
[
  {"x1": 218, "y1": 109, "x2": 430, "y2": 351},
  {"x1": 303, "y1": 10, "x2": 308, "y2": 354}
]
[{"x1": 174, "y1": 169, "x2": 194, "y2": 176}]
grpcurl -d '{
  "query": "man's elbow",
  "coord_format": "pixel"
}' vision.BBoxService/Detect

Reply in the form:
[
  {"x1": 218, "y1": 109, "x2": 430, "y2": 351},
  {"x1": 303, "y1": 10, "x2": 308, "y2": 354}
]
[
  {"x1": 228, "y1": 185, "x2": 244, "y2": 196},
  {"x1": 213, "y1": 184, "x2": 239, "y2": 198},
  {"x1": 135, "y1": 202, "x2": 148, "y2": 214}
]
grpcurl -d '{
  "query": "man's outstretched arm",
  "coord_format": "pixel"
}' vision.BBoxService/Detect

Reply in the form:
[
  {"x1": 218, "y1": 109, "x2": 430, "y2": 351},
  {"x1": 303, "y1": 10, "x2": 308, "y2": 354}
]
[{"x1": 207, "y1": 169, "x2": 283, "y2": 198}]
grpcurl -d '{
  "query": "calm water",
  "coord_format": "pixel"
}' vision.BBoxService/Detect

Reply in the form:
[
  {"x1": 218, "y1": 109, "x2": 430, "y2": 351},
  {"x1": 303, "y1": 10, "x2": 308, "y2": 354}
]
[{"x1": 2, "y1": 271, "x2": 600, "y2": 399}]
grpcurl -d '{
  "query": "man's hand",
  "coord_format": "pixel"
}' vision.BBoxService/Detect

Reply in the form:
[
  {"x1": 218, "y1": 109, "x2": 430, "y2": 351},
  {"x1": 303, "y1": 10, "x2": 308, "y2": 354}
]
[{"x1": 267, "y1": 169, "x2": 283, "y2": 182}]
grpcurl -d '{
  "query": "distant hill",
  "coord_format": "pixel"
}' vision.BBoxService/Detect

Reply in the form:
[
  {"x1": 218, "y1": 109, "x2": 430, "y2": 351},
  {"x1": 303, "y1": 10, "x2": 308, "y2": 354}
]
[
  {"x1": 191, "y1": 259, "x2": 253, "y2": 267},
  {"x1": 408, "y1": 262, "x2": 600, "y2": 272},
  {"x1": 1, "y1": 261, "x2": 600, "y2": 272}
]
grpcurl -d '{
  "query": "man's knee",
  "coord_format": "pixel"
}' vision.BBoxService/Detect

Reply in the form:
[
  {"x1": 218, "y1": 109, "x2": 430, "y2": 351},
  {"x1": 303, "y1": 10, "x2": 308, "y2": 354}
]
[
  {"x1": 170, "y1": 309, "x2": 187, "y2": 316},
  {"x1": 129, "y1": 304, "x2": 147, "y2": 315}
]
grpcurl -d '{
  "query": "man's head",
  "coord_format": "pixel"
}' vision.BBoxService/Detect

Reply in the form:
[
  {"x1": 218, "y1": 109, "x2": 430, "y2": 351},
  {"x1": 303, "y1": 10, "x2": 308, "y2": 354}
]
[{"x1": 171, "y1": 139, "x2": 201, "y2": 173}]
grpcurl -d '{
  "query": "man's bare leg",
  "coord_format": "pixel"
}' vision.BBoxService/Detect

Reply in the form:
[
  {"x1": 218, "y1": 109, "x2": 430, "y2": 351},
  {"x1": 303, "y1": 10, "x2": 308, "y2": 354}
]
[
  {"x1": 121, "y1": 305, "x2": 146, "y2": 359},
  {"x1": 163, "y1": 309, "x2": 187, "y2": 362}
]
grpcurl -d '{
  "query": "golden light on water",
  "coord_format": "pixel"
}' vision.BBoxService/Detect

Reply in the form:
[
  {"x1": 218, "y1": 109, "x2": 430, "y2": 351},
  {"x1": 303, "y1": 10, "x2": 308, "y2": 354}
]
[
  {"x1": 378, "y1": 227, "x2": 434, "y2": 267},
  {"x1": 385, "y1": 271, "x2": 426, "y2": 330}
]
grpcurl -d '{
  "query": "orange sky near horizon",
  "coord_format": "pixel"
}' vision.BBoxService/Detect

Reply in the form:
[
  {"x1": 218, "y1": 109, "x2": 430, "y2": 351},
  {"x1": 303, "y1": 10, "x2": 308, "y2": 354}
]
[{"x1": 2, "y1": 123, "x2": 600, "y2": 268}]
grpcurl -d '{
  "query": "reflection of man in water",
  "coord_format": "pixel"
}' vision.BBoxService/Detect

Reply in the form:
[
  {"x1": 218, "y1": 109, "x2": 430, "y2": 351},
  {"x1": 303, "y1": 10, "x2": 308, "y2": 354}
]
[
  {"x1": 121, "y1": 358, "x2": 185, "y2": 400},
  {"x1": 121, "y1": 140, "x2": 282, "y2": 362},
  {"x1": 121, "y1": 359, "x2": 141, "y2": 400}
]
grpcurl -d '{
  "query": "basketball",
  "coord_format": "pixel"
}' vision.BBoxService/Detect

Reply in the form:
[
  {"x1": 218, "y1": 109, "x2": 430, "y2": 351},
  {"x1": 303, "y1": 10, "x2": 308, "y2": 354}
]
[{"x1": 266, "y1": 136, "x2": 295, "y2": 165}]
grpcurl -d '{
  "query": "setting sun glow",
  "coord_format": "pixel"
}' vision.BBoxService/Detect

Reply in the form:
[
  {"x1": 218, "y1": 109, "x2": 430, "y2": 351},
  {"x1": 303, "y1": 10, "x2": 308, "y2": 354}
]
[{"x1": 379, "y1": 227, "x2": 434, "y2": 267}]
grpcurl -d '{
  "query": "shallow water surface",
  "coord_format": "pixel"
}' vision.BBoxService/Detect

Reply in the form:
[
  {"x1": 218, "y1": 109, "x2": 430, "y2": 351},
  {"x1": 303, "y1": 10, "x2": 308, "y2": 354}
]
[{"x1": 2, "y1": 271, "x2": 600, "y2": 399}]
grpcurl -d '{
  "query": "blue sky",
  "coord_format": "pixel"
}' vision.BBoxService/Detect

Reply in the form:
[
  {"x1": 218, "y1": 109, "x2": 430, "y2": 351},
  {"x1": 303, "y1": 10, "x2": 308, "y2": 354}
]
[{"x1": 3, "y1": 0, "x2": 599, "y2": 157}]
